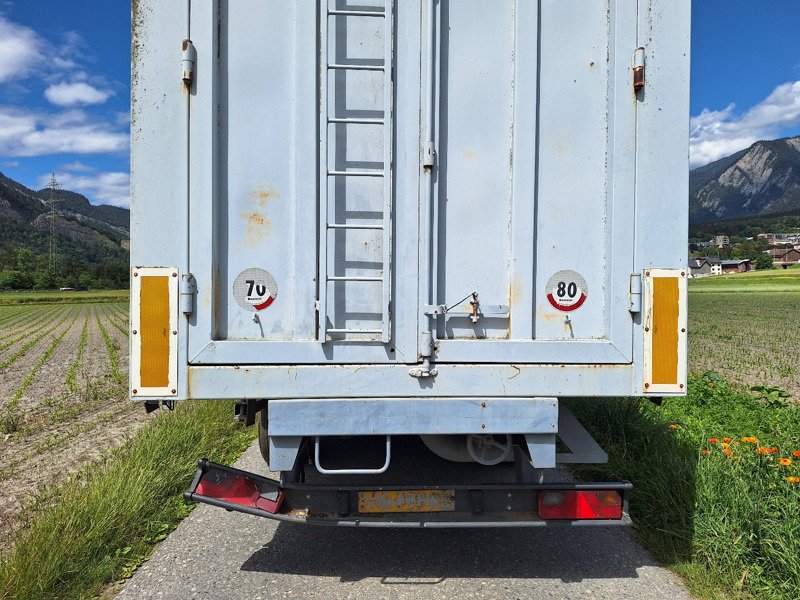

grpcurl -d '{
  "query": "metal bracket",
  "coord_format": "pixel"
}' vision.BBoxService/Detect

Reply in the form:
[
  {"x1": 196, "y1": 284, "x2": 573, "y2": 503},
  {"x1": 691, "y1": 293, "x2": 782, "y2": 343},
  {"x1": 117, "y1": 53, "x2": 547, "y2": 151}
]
[
  {"x1": 629, "y1": 273, "x2": 642, "y2": 314},
  {"x1": 180, "y1": 273, "x2": 197, "y2": 316},
  {"x1": 555, "y1": 404, "x2": 608, "y2": 464},
  {"x1": 422, "y1": 140, "x2": 435, "y2": 168},
  {"x1": 633, "y1": 47, "x2": 645, "y2": 92},
  {"x1": 181, "y1": 39, "x2": 196, "y2": 87}
]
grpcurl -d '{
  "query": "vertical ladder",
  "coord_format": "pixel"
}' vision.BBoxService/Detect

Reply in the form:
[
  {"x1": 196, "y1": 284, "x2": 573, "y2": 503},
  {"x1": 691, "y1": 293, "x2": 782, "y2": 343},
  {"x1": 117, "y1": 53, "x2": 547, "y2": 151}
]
[{"x1": 318, "y1": 1, "x2": 394, "y2": 343}]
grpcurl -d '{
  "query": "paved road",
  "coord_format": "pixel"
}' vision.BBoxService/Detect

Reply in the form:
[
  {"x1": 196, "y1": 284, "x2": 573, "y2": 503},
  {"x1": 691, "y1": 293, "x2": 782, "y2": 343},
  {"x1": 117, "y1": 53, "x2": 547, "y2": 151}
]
[{"x1": 116, "y1": 443, "x2": 691, "y2": 600}]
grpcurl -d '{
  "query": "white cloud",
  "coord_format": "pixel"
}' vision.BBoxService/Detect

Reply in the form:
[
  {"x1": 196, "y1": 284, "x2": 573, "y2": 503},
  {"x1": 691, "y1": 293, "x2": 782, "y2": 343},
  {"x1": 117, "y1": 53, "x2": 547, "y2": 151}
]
[
  {"x1": 2, "y1": 160, "x2": 19, "y2": 168},
  {"x1": 44, "y1": 81, "x2": 112, "y2": 106},
  {"x1": 691, "y1": 81, "x2": 800, "y2": 168},
  {"x1": 0, "y1": 16, "x2": 43, "y2": 83},
  {"x1": 0, "y1": 107, "x2": 128, "y2": 157},
  {"x1": 61, "y1": 160, "x2": 94, "y2": 172},
  {"x1": 38, "y1": 170, "x2": 130, "y2": 208}
]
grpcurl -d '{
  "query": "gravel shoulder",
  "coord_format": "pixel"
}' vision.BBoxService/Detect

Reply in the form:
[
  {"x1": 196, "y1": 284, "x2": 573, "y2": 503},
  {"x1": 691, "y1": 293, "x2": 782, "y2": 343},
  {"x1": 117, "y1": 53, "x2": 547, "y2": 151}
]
[{"x1": 116, "y1": 443, "x2": 692, "y2": 600}]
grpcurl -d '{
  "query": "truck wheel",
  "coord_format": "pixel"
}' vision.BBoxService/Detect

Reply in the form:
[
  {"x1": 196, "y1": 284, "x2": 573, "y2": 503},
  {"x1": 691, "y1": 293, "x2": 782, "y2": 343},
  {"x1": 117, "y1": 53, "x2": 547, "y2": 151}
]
[{"x1": 257, "y1": 407, "x2": 270, "y2": 466}]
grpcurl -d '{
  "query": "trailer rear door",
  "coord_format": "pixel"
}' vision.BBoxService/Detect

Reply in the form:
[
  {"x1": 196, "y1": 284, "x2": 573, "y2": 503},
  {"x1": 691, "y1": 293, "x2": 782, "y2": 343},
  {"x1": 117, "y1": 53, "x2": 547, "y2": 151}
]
[{"x1": 186, "y1": 0, "x2": 638, "y2": 367}]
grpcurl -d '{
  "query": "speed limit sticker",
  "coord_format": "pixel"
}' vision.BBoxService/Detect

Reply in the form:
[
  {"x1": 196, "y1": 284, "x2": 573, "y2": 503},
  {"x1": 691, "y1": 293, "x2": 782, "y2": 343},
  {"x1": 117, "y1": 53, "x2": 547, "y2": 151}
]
[
  {"x1": 233, "y1": 268, "x2": 278, "y2": 312},
  {"x1": 546, "y1": 270, "x2": 588, "y2": 312}
]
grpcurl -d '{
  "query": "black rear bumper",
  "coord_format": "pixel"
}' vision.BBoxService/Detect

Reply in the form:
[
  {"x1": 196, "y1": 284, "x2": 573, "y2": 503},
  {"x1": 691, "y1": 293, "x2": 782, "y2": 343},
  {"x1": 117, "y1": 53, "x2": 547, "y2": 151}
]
[{"x1": 185, "y1": 459, "x2": 632, "y2": 528}]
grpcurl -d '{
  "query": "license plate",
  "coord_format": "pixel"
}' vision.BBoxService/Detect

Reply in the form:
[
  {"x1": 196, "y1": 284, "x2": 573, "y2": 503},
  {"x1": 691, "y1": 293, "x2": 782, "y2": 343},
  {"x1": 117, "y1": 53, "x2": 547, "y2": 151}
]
[{"x1": 358, "y1": 490, "x2": 456, "y2": 513}]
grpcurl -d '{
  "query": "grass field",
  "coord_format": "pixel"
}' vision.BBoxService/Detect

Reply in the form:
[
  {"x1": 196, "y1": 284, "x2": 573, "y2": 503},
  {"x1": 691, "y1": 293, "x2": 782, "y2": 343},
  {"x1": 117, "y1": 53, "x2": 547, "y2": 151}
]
[
  {"x1": 688, "y1": 268, "x2": 800, "y2": 400},
  {"x1": 0, "y1": 289, "x2": 128, "y2": 305},
  {"x1": 0, "y1": 293, "x2": 141, "y2": 543}
]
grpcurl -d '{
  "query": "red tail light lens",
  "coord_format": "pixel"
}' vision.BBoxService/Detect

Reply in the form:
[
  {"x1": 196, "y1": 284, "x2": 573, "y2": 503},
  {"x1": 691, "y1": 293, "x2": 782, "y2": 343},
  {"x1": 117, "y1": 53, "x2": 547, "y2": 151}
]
[
  {"x1": 538, "y1": 490, "x2": 623, "y2": 520},
  {"x1": 196, "y1": 470, "x2": 284, "y2": 514}
]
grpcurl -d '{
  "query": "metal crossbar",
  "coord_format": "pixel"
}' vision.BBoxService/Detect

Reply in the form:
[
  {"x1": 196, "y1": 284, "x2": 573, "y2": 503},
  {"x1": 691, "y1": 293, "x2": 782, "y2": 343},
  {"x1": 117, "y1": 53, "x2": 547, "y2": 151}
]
[{"x1": 319, "y1": 1, "x2": 393, "y2": 343}]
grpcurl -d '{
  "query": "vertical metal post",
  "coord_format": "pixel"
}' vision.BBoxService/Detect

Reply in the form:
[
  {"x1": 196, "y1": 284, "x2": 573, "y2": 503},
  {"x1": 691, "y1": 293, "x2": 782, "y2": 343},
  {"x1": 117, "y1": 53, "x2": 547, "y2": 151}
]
[
  {"x1": 318, "y1": 1, "x2": 330, "y2": 342},
  {"x1": 381, "y1": 2, "x2": 394, "y2": 343},
  {"x1": 418, "y1": 0, "x2": 438, "y2": 361}
]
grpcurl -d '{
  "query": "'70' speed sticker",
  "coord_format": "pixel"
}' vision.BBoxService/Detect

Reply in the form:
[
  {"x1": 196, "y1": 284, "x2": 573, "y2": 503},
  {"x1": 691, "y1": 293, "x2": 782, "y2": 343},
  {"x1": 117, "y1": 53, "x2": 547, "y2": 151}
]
[{"x1": 546, "y1": 270, "x2": 588, "y2": 312}]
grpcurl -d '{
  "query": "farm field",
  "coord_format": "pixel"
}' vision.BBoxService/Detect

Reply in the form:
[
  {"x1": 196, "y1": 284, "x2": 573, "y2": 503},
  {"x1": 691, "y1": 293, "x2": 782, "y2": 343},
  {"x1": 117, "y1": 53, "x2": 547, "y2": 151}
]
[
  {"x1": 0, "y1": 293, "x2": 147, "y2": 544},
  {"x1": 688, "y1": 268, "x2": 800, "y2": 400}
]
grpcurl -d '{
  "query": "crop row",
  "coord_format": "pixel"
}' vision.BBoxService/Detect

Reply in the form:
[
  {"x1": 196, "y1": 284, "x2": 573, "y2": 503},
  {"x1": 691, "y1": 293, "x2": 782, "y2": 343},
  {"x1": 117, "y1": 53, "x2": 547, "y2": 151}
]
[
  {"x1": 0, "y1": 306, "x2": 75, "y2": 370},
  {"x1": 0, "y1": 304, "x2": 66, "y2": 348},
  {"x1": 2, "y1": 310, "x2": 78, "y2": 433}
]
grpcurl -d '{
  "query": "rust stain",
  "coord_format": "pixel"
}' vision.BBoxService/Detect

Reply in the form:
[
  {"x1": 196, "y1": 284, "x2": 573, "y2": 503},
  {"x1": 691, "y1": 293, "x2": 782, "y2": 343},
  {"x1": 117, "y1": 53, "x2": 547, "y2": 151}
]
[
  {"x1": 250, "y1": 185, "x2": 281, "y2": 207},
  {"x1": 463, "y1": 150, "x2": 477, "y2": 160},
  {"x1": 242, "y1": 211, "x2": 272, "y2": 246},
  {"x1": 203, "y1": 284, "x2": 211, "y2": 310}
]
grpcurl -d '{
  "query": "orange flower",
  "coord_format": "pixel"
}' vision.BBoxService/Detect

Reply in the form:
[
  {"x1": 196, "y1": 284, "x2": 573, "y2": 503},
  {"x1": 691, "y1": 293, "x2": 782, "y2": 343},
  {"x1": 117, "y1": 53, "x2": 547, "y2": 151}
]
[
  {"x1": 723, "y1": 437, "x2": 732, "y2": 443},
  {"x1": 722, "y1": 448, "x2": 733, "y2": 456},
  {"x1": 756, "y1": 447, "x2": 770, "y2": 455},
  {"x1": 787, "y1": 476, "x2": 800, "y2": 484},
  {"x1": 668, "y1": 424, "x2": 678, "y2": 430},
  {"x1": 708, "y1": 438, "x2": 719, "y2": 444},
  {"x1": 741, "y1": 437, "x2": 758, "y2": 443},
  {"x1": 721, "y1": 442, "x2": 730, "y2": 449},
  {"x1": 794, "y1": 451, "x2": 800, "y2": 457},
  {"x1": 708, "y1": 382, "x2": 715, "y2": 388},
  {"x1": 769, "y1": 448, "x2": 780, "y2": 454},
  {"x1": 779, "y1": 458, "x2": 792, "y2": 467},
  {"x1": 701, "y1": 450, "x2": 710, "y2": 455}
]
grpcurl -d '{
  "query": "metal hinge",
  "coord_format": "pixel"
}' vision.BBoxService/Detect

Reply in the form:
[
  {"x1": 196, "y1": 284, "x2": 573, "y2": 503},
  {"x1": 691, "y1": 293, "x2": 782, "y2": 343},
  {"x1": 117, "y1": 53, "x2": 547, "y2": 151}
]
[
  {"x1": 422, "y1": 141, "x2": 435, "y2": 168},
  {"x1": 181, "y1": 273, "x2": 197, "y2": 316},
  {"x1": 629, "y1": 273, "x2": 642, "y2": 314},
  {"x1": 633, "y1": 47, "x2": 645, "y2": 92},
  {"x1": 181, "y1": 39, "x2": 196, "y2": 87}
]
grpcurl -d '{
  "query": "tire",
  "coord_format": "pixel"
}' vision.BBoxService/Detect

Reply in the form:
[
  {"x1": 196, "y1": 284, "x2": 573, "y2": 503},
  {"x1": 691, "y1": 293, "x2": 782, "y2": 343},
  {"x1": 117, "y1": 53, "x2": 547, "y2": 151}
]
[{"x1": 257, "y1": 407, "x2": 270, "y2": 467}]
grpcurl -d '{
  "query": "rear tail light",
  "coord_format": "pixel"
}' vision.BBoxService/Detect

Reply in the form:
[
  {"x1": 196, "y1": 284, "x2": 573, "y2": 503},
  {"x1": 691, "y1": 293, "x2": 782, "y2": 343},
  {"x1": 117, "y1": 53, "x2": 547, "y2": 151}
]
[
  {"x1": 538, "y1": 490, "x2": 623, "y2": 520},
  {"x1": 195, "y1": 469, "x2": 284, "y2": 514}
]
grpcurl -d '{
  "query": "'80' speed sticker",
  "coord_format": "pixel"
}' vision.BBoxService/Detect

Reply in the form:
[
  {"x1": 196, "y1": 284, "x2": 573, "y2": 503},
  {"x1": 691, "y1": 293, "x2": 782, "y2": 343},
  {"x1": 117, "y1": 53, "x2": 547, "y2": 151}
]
[{"x1": 546, "y1": 270, "x2": 588, "y2": 312}]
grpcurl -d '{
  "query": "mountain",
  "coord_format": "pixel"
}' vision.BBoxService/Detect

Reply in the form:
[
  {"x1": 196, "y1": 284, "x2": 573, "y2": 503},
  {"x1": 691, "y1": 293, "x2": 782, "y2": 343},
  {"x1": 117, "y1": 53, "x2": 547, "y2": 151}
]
[
  {"x1": 0, "y1": 172, "x2": 129, "y2": 267},
  {"x1": 690, "y1": 135, "x2": 800, "y2": 224}
]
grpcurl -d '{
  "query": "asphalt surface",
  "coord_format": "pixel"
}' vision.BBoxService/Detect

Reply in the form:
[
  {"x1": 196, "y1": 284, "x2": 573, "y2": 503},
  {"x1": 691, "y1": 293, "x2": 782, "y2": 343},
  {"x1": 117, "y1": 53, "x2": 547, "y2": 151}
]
[{"x1": 116, "y1": 442, "x2": 691, "y2": 600}]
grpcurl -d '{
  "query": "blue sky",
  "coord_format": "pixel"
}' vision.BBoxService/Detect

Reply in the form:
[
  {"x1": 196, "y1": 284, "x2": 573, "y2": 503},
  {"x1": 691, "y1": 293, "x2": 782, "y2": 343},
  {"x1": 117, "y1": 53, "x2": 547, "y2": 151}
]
[{"x1": 0, "y1": 1, "x2": 799, "y2": 206}]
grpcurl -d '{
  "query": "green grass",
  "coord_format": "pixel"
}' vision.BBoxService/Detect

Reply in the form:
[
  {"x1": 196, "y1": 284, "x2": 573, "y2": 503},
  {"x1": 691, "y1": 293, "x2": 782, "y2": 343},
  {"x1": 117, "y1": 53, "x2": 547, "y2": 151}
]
[
  {"x1": 0, "y1": 290, "x2": 129, "y2": 306},
  {"x1": 570, "y1": 374, "x2": 800, "y2": 600},
  {"x1": 0, "y1": 401, "x2": 256, "y2": 600}
]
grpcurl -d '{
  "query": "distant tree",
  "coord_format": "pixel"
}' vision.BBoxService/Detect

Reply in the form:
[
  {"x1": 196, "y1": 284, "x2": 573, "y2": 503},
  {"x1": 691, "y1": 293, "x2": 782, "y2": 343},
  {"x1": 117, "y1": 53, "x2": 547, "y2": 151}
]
[
  {"x1": 0, "y1": 270, "x2": 34, "y2": 290},
  {"x1": 754, "y1": 253, "x2": 774, "y2": 271}
]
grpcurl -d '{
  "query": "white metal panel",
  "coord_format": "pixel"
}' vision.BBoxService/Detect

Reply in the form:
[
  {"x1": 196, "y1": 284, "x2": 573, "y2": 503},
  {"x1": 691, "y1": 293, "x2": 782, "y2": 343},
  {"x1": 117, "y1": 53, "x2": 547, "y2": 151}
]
[
  {"x1": 432, "y1": 0, "x2": 638, "y2": 364},
  {"x1": 130, "y1": 0, "x2": 190, "y2": 399}
]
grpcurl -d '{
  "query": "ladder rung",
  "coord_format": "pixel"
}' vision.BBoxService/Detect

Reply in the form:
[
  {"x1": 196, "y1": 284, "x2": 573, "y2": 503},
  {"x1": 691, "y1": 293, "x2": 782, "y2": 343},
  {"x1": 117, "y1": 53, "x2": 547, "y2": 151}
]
[
  {"x1": 327, "y1": 170, "x2": 385, "y2": 178},
  {"x1": 328, "y1": 117, "x2": 385, "y2": 125},
  {"x1": 327, "y1": 276, "x2": 383, "y2": 282},
  {"x1": 327, "y1": 329, "x2": 383, "y2": 334},
  {"x1": 327, "y1": 223, "x2": 384, "y2": 230},
  {"x1": 328, "y1": 63, "x2": 384, "y2": 72},
  {"x1": 328, "y1": 9, "x2": 385, "y2": 17}
]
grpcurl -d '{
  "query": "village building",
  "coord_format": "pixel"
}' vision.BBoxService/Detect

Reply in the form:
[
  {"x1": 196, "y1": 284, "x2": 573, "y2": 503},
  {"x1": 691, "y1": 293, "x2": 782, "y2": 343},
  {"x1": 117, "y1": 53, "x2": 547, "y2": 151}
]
[
  {"x1": 766, "y1": 247, "x2": 800, "y2": 268},
  {"x1": 689, "y1": 256, "x2": 722, "y2": 277},
  {"x1": 720, "y1": 259, "x2": 752, "y2": 274}
]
